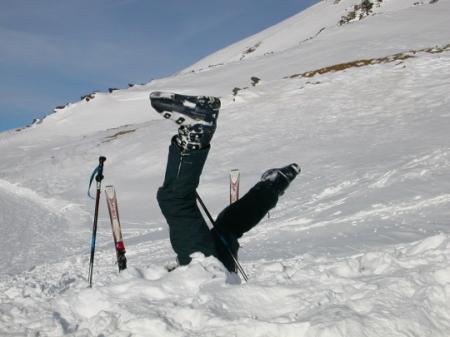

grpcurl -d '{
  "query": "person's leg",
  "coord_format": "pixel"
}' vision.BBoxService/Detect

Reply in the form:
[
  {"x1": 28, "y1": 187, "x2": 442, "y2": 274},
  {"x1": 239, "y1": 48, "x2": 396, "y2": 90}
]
[
  {"x1": 213, "y1": 163, "x2": 300, "y2": 271},
  {"x1": 215, "y1": 181, "x2": 279, "y2": 238},
  {"x1": 151, "y1": 92, "x2": 221, "y2": 266},
  {"x1": 157, "y1": 137, "x2": 215, "y2": 265},
  {"x1": 211, "y1": 180, "x2": 278, "y2": 271}
]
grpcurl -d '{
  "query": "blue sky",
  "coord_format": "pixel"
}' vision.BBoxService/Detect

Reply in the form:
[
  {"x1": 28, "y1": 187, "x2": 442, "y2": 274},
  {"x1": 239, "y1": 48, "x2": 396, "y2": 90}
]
[{"x1": 0, "y1": 0, "x2": 318, "y2": 132}]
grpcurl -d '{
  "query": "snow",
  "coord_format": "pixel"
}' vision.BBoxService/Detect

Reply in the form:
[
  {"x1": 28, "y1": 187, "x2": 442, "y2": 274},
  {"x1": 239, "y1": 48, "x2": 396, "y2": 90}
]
[
  {"x1": 2, "y1": 236, "x2": 450, "y2": 336},
  {"x1": 1, "y1": 0, "x2": 450, "y2": 335}
]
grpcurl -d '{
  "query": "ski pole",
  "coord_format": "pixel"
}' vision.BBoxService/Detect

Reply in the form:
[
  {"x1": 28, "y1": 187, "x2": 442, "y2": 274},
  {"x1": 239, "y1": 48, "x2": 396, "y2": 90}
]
[
  {"x1": 195, "y1": 191, "x2": 249, "y2": 282},
  {"x1": 88, "y1": 156, "x2": 106, "y2": 287}
]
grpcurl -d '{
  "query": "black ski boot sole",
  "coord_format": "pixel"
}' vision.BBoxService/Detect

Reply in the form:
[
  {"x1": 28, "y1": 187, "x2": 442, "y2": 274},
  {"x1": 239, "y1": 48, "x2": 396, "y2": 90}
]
[{"x1": 150, "y1": 91, "x2": 220, "y2": 126}]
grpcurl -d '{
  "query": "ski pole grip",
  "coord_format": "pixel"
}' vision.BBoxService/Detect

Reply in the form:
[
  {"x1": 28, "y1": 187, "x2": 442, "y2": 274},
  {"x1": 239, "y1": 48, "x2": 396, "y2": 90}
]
[{"x1": 96, "y1": 156, "x2": 107, "y2": 182}]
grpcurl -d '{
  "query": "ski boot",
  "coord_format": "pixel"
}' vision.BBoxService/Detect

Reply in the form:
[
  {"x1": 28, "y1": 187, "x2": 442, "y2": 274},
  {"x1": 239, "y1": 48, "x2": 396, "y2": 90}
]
[
  {"x1": 261, "y1": 163, "x2": 301, "y2": 196},
  {"x1": 150, "y1": 91, "x2": 221, "y2": 150}
]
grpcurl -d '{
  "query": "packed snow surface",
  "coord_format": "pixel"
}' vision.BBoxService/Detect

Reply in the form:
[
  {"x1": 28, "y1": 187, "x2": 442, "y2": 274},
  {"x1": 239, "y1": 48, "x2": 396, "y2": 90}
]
[{"x1": 1, "y1": 0, "x2": 450, "y2": 336}]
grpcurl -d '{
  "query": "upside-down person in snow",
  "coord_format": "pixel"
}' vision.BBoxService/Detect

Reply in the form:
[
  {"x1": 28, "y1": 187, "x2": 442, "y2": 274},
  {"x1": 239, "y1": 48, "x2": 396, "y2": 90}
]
[{"x1": 150, "y1": 91, "x2": 300, "y2": 273}]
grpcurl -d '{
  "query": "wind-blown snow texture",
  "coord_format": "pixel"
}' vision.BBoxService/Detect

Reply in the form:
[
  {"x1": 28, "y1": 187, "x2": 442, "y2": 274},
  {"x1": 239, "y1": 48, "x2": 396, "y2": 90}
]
[{"x1": 1, "y1": 0, "x2": 450, "y2": 336}]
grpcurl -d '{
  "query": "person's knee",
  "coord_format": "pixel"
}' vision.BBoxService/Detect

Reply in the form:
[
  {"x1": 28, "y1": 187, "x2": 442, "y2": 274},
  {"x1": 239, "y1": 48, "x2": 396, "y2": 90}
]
[
  {"x1": 157, "y1": 187, "x2": 198, "y2": 216},
  {"x1": 157, "y1": 187, "x2": 171, "y2": 213}
]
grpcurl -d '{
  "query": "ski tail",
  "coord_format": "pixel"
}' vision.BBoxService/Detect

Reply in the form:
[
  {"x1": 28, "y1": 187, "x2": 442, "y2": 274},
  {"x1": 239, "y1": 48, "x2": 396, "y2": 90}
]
[
  {"x1": 230, "y1": 169, "x2": 240, "y2": 204},
  {"x1": 105, "y1": 185, "x2": 127, "y2": 271}
]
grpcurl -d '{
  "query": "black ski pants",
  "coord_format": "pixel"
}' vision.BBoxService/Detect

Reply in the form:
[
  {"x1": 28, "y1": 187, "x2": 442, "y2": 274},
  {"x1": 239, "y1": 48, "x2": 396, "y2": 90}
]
[{"x1": 157, "y1": 138, "x2": 279, "y2": 271}]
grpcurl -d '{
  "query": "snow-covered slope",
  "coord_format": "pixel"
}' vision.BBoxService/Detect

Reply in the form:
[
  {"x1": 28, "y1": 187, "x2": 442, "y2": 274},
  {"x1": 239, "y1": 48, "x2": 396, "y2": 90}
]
[
  {"x1": 7, "y1": 0, "x2": 448, "y2": 138},
  {"x1": 183, "y1": 0, "x2": 449, "y2": 72},
  {"x1": 1, "y1": 0, "x2": 450, "y2": 336}
]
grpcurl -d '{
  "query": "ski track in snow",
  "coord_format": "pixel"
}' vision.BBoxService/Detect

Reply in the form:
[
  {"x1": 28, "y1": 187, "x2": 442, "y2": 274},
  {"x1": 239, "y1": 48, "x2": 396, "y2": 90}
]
[
  {"x1": 0, "y1": 179, "x2": 90, "y2": 275},
  {"x1": 225, "y1": 53, "x2": 450, "y2": 263}
]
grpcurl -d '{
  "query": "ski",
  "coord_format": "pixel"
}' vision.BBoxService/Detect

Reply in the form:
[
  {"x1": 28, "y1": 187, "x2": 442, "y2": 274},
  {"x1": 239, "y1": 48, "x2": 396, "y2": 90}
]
[
  {"x1": 230, "y1": 169, "x2": 240, "y2": 204},
  {"x1": 105, "y1": 185, "x2": 127, "y2": 272}
]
